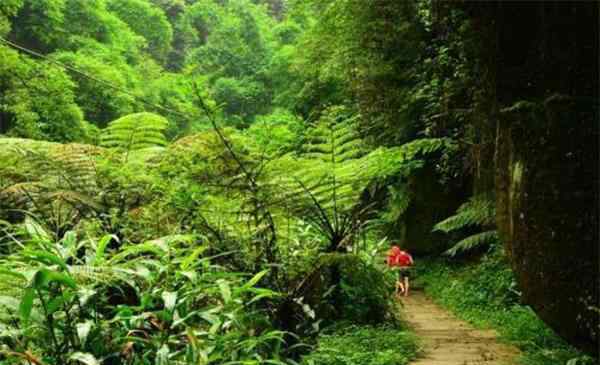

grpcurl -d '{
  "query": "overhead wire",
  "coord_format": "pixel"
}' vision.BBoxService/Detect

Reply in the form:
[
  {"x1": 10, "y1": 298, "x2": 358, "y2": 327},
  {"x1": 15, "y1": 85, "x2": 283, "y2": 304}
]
[
  {"x1": 0, "y1": 35, "x2": 194, "y2": 121},
  {"x1": 0, "y1": 36, "x2": 376, "y2": 190}
]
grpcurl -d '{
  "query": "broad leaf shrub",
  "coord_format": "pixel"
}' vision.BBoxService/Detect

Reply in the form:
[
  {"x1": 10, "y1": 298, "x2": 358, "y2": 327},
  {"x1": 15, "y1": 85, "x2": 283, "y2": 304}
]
[
  {"x1": 415, "y1": 248, "x2": 595, "y2": 365},
  {"x1": 0, "y1": 222, "x2": 287, "y2": 365},
  {"x1": 300, "y1": 323, "x2": 419, "y2": 365}
]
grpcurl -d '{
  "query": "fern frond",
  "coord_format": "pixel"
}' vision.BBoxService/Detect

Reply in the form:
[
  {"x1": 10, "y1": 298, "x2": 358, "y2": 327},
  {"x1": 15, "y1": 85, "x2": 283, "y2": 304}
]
[
  {"x1": 49, "y1": 143, "x2": 100, "y2": 194},
  {"x1": 434, "y1": 195, "x2": 495, "y2": 233},
  {"x1": 126, "y1": 146, "x2": 167, "y2": 165},
  {"x1": 356, "y1": 138, "x2": 454, "y2": 181},
  {"x1": 380, "y1": 185, "x2": 411, "y2": 223},
  {"x1": 444, "y1": 230, "x2": 498, "y2": 257},
  {"x1": 101, "y1": 113, "x2": 169, "y2": 153},
  {"x1": 0, "y1": 182, "x2": 45, "y2": 208},
  {"x1": 46, "y1": 191, "x2": 102, "y2": 211}
]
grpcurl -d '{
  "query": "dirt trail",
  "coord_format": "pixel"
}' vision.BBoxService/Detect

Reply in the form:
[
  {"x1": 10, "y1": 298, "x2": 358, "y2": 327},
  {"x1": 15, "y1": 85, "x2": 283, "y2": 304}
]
[{"x1": 401, "y1": 291, "x2": 520, "y2": 365}]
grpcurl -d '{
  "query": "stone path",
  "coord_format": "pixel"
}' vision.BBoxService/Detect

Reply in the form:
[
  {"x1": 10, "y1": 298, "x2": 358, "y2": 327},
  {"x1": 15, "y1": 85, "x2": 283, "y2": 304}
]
[{"x1": 401, "y1": 292, "x2": 520, "y2": 365}]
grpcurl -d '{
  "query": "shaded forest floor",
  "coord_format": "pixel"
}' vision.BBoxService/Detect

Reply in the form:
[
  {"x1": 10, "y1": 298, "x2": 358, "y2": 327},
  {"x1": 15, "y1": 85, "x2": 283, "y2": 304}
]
[{"x1": 402, "y1": 291, "x2": 520, "y2": 365}]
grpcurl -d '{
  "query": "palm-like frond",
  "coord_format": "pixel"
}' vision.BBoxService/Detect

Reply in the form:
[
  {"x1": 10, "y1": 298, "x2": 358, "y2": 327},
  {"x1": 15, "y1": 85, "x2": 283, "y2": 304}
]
[
  {"x1": 434, "y1": 194, "x2": 497, "y2": 256},
  {"x1": 444, "y1": 230, "x2": 498, "y2": 257},
  {"x1": 101, "y1": 112, "x2": 169, "y2": 153},
  {"x1": 0, "y1": 140, "x2": 102, "y2": 229},
  {"x1": 434, "y1": 195, "x2": 495, "y2": 233}
]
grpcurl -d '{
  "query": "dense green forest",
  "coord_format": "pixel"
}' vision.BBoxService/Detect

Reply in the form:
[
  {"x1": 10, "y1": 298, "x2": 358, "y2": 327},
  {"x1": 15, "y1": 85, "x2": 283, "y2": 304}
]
[{"x1": 0, "y1": 1, "x2": 597, "y2": 364}]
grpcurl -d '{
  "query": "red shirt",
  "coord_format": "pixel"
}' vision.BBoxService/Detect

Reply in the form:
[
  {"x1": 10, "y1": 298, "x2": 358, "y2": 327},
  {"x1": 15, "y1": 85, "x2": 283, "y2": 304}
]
[{"x1": 387, "y1": 246, "x2": 413, "y2": 267}]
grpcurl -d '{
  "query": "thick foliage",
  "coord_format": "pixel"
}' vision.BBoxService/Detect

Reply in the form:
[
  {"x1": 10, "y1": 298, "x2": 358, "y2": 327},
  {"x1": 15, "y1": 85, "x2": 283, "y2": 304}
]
[
  {"x1": 1, "y1": 0, "x2": 588, "y2": 363},
  {"x1": 0, "y1": 222, "x2": 285, "y2": 365},
  {"x1": 107, "y1": 0, "x2": 173, "y2": 63},
  {"x1": 0, "y1": 46, "x2": 86, "y2": 141}
]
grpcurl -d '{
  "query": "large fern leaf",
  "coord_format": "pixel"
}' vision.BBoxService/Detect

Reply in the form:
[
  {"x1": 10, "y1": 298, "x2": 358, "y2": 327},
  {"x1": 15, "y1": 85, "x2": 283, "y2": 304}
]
[
  {"x1": 434, "y1": 195, "x2": 495, "y2": 233},
  {"x1": 0, "y1": 140, "x2": 101, "y2": 223},
  {"x1": 444, "y1": 230, "x2": 498, "y2": 257},
  {"x1": 101, "y1": 113, "x2": 169, "y2": 153}
]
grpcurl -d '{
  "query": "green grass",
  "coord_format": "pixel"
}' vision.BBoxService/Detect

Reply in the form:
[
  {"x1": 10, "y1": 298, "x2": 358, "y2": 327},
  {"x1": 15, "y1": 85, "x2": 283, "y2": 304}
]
[
  {"x1": 301, "y1": 323, "x2": 420, "y2": 365},
  {"x1": 415, "y1": 248, "x2": 596, "y2": 365}
]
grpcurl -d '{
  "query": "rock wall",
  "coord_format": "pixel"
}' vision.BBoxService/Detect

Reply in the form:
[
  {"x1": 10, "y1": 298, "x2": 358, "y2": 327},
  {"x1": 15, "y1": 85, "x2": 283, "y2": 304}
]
[
  {"x1": 462, "y1": 0, "x2": 599, "y2": 353},
  {"x1": 496, "y1": 96, "x2": 598, "y2": 352}
]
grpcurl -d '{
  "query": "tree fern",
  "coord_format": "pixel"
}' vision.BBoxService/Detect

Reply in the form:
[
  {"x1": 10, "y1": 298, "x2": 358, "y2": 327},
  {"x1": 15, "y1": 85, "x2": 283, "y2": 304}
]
[
  {"x1": 48, "y1": 143, "x2": 101, "y2": 194},
  {"x1": 355, "y1": 137, "x2": 455, "y2": 180},
  {"x1": 267, "y1": 107, "x2": 454, "y2": 251},
  {"x1": 264, "y1": 107, "x2": 368, "y2": 251},
  {"x1": 101, "y1": 113, "x2": 169, "y2": 156}
]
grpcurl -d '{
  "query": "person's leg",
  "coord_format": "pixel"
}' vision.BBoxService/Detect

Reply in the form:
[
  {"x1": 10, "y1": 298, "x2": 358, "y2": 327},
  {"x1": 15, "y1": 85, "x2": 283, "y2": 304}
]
[
  {"x1": 395, "y1": 278, "x2": 403, "y2": 296},
  {"x1": 397, "y1": 281, "x2": 405, "y2": 294},
  {"x1": 403, "y1": 276, "x2": 410, "y2": 296},
  {"x1": 394, "y1": 271, "x2": 403, "y2": 296}
]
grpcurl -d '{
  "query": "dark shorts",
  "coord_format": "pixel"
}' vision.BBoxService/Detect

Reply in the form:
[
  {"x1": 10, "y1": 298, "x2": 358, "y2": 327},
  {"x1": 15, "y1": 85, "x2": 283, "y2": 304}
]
[{"x1": 397, "y1": 267, "x2": 413, "y2": 280}]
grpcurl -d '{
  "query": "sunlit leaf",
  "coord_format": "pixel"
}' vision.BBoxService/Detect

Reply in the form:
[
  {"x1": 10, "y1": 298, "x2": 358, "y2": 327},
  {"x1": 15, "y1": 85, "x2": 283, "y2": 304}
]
[
  {"x1": 218, "y1": 280, "x2": 232, "y2": 303},
  {"x1": 70, "y1": 352, "x2": 100, "y2": 365},
  {"x1": 162, "y1": 291, "x2": 177, "y2": 312},
  {"x1": 76, "y1": 321, "x2": 93, "y2": 346}
]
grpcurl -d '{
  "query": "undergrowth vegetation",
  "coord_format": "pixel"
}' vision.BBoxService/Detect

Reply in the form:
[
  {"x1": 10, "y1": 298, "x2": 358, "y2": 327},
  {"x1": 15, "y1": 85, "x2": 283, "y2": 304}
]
[
  {"x1": 301, "y1": 323, "x2": 419, "y2": 365},
  {"x1": 0, "y1": 221, "x2": 288, "y2": 364}
]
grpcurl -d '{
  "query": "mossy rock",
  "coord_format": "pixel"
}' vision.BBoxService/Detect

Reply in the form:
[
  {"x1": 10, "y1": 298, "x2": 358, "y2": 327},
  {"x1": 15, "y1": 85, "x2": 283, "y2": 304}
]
[{"x1": 496, "y1": 95, "x2": 598, "y2": 353}]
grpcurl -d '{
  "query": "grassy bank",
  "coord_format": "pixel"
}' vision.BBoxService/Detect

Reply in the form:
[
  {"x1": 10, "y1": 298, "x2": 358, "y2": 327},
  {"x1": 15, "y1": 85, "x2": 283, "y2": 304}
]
[
  {"x1": 415, "y1": 248, "x2": 595, "y2": 365},
  {"x1": 301, "y1": 322, "x2": 419, "y2": 365}
]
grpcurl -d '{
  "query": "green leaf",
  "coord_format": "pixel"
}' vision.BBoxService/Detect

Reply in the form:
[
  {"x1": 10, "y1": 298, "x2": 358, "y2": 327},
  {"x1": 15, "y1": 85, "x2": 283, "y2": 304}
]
[
  {"x1": 248, "y1": 292, "x2": 277, "y2": 305},
  {"x1": 181, "y1": 245, "x2": 208, "y2": 270},
  {"x1": 94, "y1": 234, "x2": 117, "y2": 265},
  {"x1": 47, "y1": 295, "x2": 66, "y2": 314},
  {"x1": 156, "y1": 344, "x2": 170, "y2": 365},
  {"x1": 241, "y1": 269, "x2": 269, "y2": 291},
  {"x1": 218, "y1": 280, "x2": 232, "y2": 303},
  {"x1": 444, "y1": 230, "x2": 498, "y2": 257},
  {"x1": 0, "y1": 269, "x2": 26, "y2": 281},
  {"x1": 24, "y1": 217, "x2": 52, "y2": 244},
  {"x1": 19, "y1": 287, "x2": 35, "y2": 321},
  {"x1": 109, "y1": 243, "x2": 167, "y2": 264},
  {"x1": 32, "y1": 269, "x2": 77, "y2": 289},
  {"x1": 24, "y1": 250, "x2": 68, "y2": 271}
]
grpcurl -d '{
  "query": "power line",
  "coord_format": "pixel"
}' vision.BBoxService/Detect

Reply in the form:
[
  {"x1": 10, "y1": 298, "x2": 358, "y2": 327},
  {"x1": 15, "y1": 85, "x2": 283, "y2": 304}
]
[{"x1": 0, "y1": 36, "x2": 194, "y2": 121}]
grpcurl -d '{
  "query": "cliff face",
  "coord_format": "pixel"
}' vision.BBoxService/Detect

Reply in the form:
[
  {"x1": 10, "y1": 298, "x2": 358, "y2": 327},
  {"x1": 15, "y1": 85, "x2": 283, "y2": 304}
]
[
  {"x1": 464, "y1": 1, "x2": 598, "y2": 353},
  {"x1": 496, "y1": 95, "x2": 598, "y2": 353}
]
